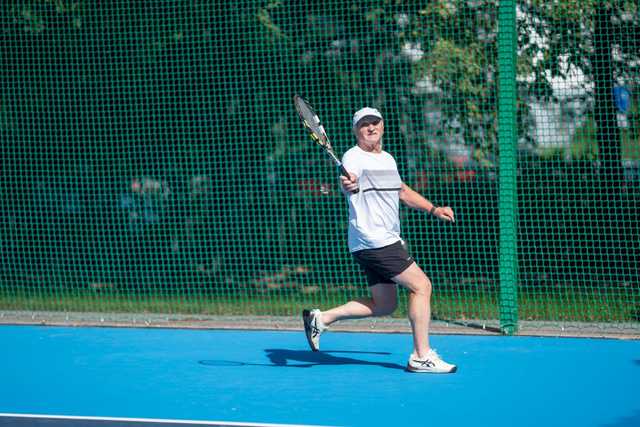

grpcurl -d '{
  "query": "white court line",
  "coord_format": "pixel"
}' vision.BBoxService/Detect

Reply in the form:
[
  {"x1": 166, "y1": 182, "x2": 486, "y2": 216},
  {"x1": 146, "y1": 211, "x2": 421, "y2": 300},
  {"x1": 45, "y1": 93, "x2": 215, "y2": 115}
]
[{"x1": 0, "y1": 413, "x2": 336, "y2": 427}]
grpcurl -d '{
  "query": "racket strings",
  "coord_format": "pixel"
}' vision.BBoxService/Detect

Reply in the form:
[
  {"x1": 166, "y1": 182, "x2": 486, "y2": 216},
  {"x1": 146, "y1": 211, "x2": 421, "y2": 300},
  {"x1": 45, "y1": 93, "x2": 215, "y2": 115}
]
[{"x1": 295, "y1": 97, "x2": 331, "y2": 148}]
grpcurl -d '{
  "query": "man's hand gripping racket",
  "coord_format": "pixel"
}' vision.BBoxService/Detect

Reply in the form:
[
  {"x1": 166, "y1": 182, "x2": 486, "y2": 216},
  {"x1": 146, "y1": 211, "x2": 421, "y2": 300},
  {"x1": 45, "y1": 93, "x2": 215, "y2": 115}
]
[{"x1": 293, "y1": 95, "x2": 358, "y2": 193}]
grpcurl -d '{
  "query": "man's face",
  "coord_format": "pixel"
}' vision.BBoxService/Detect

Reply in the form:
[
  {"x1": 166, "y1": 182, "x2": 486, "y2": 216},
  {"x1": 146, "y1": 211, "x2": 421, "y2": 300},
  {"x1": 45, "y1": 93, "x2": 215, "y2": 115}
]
[{"x1": 355, "y1": 117, "x2": 384, "y2": 146}]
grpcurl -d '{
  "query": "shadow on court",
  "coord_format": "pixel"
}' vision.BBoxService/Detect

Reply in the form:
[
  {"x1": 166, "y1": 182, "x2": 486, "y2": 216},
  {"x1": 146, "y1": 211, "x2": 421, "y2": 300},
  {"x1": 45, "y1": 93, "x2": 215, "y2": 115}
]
[
  {"x1": 199, "y1": 349, "x2": 406, "y2": 370},
  {"x1": 601, "y1": 411, "x2": 640, "y2": 427}
]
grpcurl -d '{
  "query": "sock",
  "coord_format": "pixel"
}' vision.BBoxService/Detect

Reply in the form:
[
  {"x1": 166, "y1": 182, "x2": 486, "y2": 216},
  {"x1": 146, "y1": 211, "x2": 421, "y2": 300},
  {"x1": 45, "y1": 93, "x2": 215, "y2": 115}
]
[{"x1": 315, "y1": 310, "x2": 327, "y2": 330}]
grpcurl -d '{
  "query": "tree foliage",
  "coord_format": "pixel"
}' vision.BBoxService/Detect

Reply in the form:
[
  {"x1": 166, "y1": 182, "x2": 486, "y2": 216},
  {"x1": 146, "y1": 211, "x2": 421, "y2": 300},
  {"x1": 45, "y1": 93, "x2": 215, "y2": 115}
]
[{"x1": 4, "y1": 0, "x2": 638, "y2": 162}]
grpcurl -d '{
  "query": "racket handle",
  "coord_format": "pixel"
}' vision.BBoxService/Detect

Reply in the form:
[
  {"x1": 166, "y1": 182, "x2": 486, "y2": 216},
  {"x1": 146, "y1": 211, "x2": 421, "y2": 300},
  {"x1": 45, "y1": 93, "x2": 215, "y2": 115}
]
[{"x1": 339, "y1": 165, "x2": 359, "y2": 194}]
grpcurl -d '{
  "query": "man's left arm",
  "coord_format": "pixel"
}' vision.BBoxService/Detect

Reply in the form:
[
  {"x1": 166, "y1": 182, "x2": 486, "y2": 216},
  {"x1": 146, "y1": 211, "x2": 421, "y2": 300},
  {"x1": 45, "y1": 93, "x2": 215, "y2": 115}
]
[{"x1": 399, "y1": 183, "x2": 455, "y2": 223}]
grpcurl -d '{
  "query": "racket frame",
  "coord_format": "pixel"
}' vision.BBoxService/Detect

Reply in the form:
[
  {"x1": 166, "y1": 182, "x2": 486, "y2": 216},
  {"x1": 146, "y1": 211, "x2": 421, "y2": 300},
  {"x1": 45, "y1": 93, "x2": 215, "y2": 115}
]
[{"x1": 293, "y1": 94, "x2": 352, "y2": 181}]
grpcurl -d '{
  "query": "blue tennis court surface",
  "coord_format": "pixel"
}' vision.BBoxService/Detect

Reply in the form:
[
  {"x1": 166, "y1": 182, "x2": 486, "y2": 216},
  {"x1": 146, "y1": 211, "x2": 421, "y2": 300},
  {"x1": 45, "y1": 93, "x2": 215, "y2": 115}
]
[{"x1": 1, "y1": 325, "x2": 638, "y2": 427}]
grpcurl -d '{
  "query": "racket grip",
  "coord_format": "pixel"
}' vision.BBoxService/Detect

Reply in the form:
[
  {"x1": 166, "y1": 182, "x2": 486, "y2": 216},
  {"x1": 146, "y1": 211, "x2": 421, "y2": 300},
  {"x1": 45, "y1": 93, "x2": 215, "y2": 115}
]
[{"x1": 339, "y1": 165, "x2": 359, "y2": 194}]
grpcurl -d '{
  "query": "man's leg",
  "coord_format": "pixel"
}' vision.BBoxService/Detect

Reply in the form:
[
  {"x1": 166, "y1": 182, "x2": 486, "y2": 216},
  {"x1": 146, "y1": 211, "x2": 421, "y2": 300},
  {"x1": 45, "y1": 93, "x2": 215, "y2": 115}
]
[
  {"x1": 320, "y1": 283, "x2": 398, "y2": 326},
  {"x1": 391, "y1": 262, "x2": 432, "y2": 358},
  {"x1": 302, "y1": 284, "x2": 397, "y2": 351}
]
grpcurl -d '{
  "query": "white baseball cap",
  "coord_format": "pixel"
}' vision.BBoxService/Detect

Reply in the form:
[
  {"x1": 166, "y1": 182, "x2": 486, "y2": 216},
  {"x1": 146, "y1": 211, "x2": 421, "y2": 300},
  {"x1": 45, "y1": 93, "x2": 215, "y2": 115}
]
[{"x1": 352, "y1": 107, "x2": 383, "y2": 128}]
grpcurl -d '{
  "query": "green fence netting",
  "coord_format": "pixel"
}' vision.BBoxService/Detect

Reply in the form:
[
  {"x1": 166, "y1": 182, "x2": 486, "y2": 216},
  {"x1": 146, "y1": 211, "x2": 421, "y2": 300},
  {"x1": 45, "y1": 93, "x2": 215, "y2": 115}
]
[{"x1": 1, "y1": 1, "x2": 638, "y2": 334}]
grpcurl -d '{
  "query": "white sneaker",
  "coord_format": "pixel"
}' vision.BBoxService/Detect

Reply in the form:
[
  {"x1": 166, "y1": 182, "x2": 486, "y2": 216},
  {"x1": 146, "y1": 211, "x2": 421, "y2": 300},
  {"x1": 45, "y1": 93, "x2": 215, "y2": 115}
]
[
  {"x1": 302, "y1": 309, "x2": 326, "y2": 351},
  {"x1": 407, "y1": 349, "x2": 457, "y2": 373}
]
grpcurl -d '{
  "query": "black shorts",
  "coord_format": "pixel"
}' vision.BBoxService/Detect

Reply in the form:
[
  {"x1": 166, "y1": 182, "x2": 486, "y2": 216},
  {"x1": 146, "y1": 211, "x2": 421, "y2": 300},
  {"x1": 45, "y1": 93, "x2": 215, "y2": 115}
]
[{"x1": 351, "y1": 240, "x2": 415, "y2": 287}]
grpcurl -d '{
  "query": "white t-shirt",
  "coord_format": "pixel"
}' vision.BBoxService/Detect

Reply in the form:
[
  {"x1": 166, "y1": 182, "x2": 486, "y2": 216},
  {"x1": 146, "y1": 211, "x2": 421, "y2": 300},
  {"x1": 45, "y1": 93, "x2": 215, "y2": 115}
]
[{"x1": 342, "y1": 145, "x2": 403, "y2": 252}]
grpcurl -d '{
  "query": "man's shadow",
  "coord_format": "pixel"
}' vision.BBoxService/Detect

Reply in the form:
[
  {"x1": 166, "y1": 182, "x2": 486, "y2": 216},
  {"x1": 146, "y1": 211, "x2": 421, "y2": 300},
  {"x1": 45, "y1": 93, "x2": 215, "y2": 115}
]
[{"x1": 199, "y1": 349, "x2": 405, "y2": 370}]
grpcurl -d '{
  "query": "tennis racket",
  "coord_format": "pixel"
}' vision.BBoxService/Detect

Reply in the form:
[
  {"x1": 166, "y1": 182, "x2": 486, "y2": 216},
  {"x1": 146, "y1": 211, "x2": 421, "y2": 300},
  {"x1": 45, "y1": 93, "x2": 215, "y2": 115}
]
[{"x1": 293, "y1": 95, "x2": 358, "y2": 193}]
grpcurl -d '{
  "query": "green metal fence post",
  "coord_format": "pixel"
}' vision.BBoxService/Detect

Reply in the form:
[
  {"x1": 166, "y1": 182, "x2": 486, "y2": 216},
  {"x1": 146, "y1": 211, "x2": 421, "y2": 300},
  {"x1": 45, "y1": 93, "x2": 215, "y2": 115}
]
[{"x1": 498, "y1": 0, "x2": 518, "y2": 334}]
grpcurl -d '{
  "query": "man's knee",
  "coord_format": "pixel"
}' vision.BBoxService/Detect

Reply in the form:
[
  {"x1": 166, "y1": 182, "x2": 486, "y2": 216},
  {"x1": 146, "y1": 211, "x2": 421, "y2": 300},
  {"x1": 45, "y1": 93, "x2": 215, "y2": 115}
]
[
  {"x1": 412, "y1": 278, "x2": 432, "y2": 297},
  {"x1": 374, "y1": 300, "x2": 398, "y2": 316},
  {"x1": 371, "y1": 294, "x2": 398, "y2": 316}
]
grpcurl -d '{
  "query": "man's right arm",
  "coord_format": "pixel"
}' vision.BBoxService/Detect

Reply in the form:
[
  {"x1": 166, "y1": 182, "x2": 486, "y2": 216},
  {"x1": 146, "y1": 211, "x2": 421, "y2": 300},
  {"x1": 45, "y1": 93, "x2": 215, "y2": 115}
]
[
  {"x1": 339, "y1": 173, "x2": 359, "y2": 194},
  {"x1": 340, "y1": 151, "x2": 360, "y2": 194}
]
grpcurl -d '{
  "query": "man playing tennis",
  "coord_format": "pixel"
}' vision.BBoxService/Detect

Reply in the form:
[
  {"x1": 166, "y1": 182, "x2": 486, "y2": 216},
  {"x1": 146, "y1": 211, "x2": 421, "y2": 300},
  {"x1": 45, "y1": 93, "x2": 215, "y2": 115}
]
[{"x1": 303, "y1": 107, "x2": 457, "y2": 373}]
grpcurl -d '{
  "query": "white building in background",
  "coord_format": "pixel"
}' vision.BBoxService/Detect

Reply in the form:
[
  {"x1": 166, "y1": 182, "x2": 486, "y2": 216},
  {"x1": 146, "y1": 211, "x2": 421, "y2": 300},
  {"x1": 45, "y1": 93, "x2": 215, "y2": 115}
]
[{"x1": 527, "y1": 67, "x2": 592, "y2": 154}]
